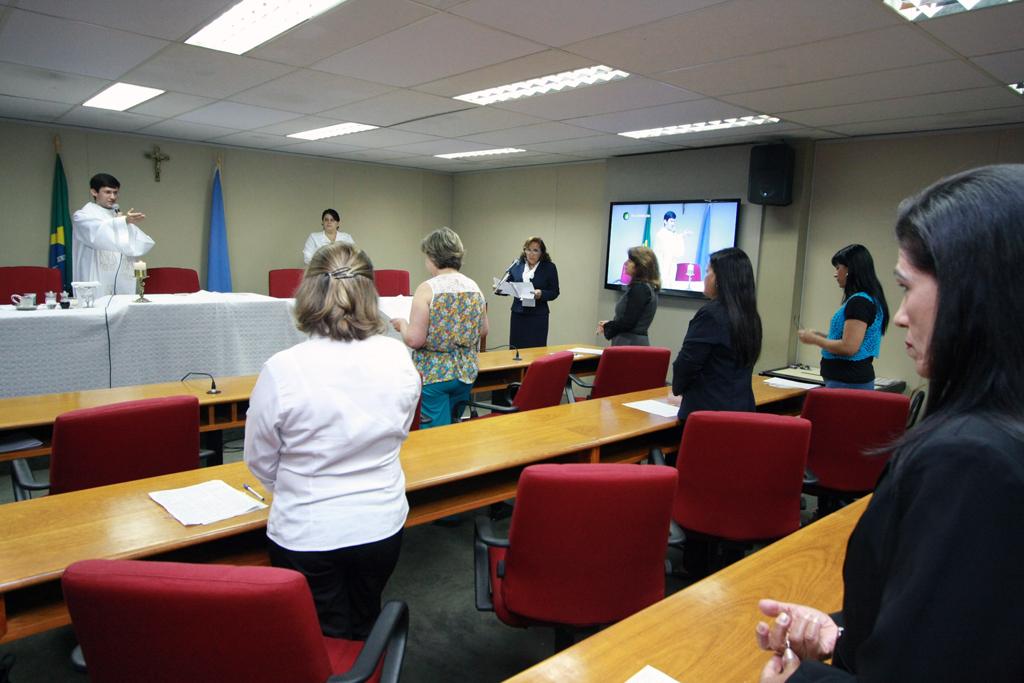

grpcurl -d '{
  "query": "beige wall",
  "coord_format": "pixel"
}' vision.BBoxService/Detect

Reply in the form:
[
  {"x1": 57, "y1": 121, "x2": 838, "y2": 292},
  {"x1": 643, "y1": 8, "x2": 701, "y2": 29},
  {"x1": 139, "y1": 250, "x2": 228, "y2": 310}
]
[{"x1": 0, "y1": 120, "x2": 452, "y2": 294}]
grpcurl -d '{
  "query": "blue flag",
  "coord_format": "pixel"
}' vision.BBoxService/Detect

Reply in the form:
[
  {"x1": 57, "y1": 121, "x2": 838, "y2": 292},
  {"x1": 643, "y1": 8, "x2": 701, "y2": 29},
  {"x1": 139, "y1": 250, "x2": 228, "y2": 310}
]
[
  {"x1": 49, "y1": 154, "x2": 72, "y2": 290},
  {"x1": 206, "y1": 166, "x2": 232, "y2": 292},
  {"x1": 695, "y1": 203, "x2": 712, "y2": 277}
]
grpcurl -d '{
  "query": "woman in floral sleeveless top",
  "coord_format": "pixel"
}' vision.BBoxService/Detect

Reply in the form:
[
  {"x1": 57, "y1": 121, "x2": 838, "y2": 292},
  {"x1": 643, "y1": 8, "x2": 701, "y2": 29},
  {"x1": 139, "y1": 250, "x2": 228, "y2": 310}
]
[{"x1": 392, "y1": 227, "x2": 488, "y2": 427}]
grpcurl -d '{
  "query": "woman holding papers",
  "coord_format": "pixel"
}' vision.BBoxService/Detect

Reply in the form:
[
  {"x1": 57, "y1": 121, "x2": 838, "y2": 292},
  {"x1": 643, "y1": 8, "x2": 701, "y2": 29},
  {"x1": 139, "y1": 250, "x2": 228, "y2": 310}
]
[
  {"x1": 506, "y1": 236, "x2": 560, "y2": 349},
  {"x1": 757, "y1": 165, "x2": 1024, "y2": 682},
  {"x1": 598, "y1": 246, "x2": 660, "y2": 346},
  {"x1": 671, "y1": 247, "x2": 762, "y2": 422},
  {"x1": 245, "y1": 242, "x2": 420, "y2": 640},
  {"x1": 797, "y1": 244, "x2": 890, "y2": 390},
  {"x1": 302, "y1": 208, "x2": 355, "y2": 264},
  {"x1": 392, "y1": 227, "x2": 488, "y2": 427}
]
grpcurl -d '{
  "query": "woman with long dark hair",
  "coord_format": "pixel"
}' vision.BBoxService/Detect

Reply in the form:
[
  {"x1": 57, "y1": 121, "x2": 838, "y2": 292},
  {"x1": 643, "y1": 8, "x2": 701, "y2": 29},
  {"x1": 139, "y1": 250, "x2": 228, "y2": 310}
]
[
  {"x1": 598, "y1": 245, "x2": 660, "y2": 346},
  {"x1": 672, "y1": 247, "x2": 762, "y2": 421},
  {"x1": 756, "y1": 165, "x2": 1024, "y2": 682},
  {"x1": 799, "y1": 244, "x2": 890, "y2": 389}
]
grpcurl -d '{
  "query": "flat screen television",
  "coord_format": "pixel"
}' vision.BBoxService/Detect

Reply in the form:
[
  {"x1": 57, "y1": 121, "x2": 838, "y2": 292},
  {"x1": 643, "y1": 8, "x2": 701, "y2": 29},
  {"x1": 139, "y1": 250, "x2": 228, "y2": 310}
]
[{"x1": 604, "y1": 199, "x2": 741, "y2": 299}]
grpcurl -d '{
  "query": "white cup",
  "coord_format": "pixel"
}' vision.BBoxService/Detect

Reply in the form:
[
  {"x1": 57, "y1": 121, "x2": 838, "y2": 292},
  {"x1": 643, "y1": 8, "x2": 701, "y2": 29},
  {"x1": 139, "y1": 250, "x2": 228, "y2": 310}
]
[{"x1": 11, "y1": 293, "x2": 36, "y2": 309}]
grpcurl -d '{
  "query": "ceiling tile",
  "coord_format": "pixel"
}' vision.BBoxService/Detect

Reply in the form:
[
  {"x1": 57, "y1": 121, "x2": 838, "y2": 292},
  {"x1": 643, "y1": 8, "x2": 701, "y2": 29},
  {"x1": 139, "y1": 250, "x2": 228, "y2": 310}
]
[
  {"x1": 0, "y1": 9, "x2": 168, "y2": 79},
  {"x1": 461, "y1": 121, "x2": 601, "y2": 145},
  {"x1": 275, "y1": 140, "x2": 367, "y2": 156},
  {"x1": 565, "y1": 98, "x2": 756, "y2": 134},
  {"x1": 120, "y1": 44, "x2": 294, "y2": 99},
  {"x1": 312, "y1": 14, "x2": 546, "y2": 87},
  {"x1": 230, "y1": 69, "x2": 393, "y2": 114},
  {"x1": 320, "y1": 89, "x2": 470, "y2": 127},
  {"x1": 824, "y1": 106, "x2": 1024, "y2": 137},
  {"x1": 333, "y1": 128, "x2": 442, "y2": 147},
  {"x1": 0, "y1": 63, "x2": 108, "y2": 104},
  {"x1": 395, "y1": 106, "x2": 546, "y2": 136},
  {"x1": 0, "y1": 94, "x2": 73, "y2": 121},
  {"x1": 57, "y1": 107, "x2": 163, "y2": 131},
  {"x1": 384, "y1": 138, "x2": 495, "y2": 155},
  {"x1": 562, "y1": 0, "x2": 901, "y2": 75},
  {"x1": 140, "y1": 119, "x2": 239, "y2": 141},
  {"x1": 971, "y1": 50, "x2": 1024, "y2": 84},
  {"x1": 523, "y1": 134, "x2": 677, "y2": 155},
  {"x1": 131, "y1": 92, "x2": 214, "y2": 117},
  {"x1": 335, "y1": 149, "x2": 421, "y2": 161},
  {"x1": 490, "y1": 76, "x2": 700, "y2": 120},
  {"x1": 12, "y1": 0, "x2": 228, "y2": 41},
  {"x1": 413, "y1": 50, "x2": 596, "y2": 97},
  {"x1": 248, "y1": 0, "x2": 437, "y2": 67},
  {"x1": 177, "y1": 101, "x2": 301, "y2": 129},
  {"x1": 211, "y1": 131, "x2": 304, "y2": 149},
  {"x1": 919, "y1": 2, "x2": 1024, "y2": 57},
  {"x1": 658, "y1": 25, "x2": 956, "y2": 97},
  {"x1": 449, "y1": 0, "x2": 719, "y2": 47},
  {"x1": 720, "y1": 60, "x2": 994, "y2": 114}
]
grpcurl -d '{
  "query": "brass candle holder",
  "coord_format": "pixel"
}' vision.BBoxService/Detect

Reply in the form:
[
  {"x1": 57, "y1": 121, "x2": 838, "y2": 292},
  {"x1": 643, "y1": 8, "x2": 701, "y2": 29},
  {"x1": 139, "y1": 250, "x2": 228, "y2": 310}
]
[{"x1": 134, "y1": 265, "x2": 151, "y2": 303}]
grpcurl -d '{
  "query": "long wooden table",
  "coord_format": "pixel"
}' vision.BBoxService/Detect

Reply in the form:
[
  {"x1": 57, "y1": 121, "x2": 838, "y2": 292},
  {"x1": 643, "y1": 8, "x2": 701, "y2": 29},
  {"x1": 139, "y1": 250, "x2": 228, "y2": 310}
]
[
  {"x1": 0, "y1": 343, "x2": 603, "y2": 464},
  {"x1": 0, "y1": 381, "x2": 806, "y2": 644},
  {"x1": 507, "y1": 496, "x2": 868, "y2": 683}
]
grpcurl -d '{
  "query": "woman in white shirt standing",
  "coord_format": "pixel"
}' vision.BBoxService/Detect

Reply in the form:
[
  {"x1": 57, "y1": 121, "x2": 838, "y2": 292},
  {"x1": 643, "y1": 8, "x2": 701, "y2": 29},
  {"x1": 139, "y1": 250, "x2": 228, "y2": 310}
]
[
  {"x1": 303, "y1": 208, "x2": 355, "y2": 265},
  {"x1": 245, "y1": 241, "x2": 421, "y2": 640}
]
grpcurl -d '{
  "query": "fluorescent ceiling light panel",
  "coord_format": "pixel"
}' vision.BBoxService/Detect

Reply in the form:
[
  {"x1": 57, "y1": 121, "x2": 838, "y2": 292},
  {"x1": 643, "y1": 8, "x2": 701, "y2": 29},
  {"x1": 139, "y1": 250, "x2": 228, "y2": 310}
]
[
  {"x1": 619, "y1": 115, "x2": 780, "y2": 139},
  {"x1": 435, "y1": 148, "x2": 526, "y2": 160},
  {"x1": 882, "y1": 0, "x2": 1017, "y2": 21},
  {"x1": 453, "y1": 65, "x2": 630, "y2": 106},
  {"x1": 186, "y1": 0, "x2": 349, "y2": 55},
  {"x1": 83, "y1": 83, "x2": 165, "y2": 111},
  {"x1": 1010, "y1": 82, "x2": 1024, "y2": 95},
  {"x1": 287, "y1": 122, "x2": 378, "y2": 140}
]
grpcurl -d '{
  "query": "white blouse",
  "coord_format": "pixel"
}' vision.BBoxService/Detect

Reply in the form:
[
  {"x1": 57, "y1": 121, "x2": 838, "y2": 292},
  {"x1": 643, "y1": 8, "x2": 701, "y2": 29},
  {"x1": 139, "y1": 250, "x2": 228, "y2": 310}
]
[
  {"x1": 244, "y1": 334, "x2": 420, "y2": 551},
  {"x1": 303, "y1": 230, "x2": 356, "y2": 264}
]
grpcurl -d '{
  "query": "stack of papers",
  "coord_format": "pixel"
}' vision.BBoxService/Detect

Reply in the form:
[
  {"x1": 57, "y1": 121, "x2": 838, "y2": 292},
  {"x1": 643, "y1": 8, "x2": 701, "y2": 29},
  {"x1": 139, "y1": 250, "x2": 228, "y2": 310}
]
[
  {"x1": 0, "y1": 431, "x2": 44, "y2": 453},
  {"x1": 764, "y1": 377, "x2": 819, "y2": 390},
  {"x1": 149, "y1": 479, "x2": 267, "y2": 526},
  {"x1": 568, "y1": 346, "x2": 604, "y2": 356}
]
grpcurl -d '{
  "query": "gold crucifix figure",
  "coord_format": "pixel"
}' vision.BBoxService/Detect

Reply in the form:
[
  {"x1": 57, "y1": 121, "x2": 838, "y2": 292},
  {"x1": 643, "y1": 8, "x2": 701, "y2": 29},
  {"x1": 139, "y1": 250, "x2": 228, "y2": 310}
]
[{"x1": 144, "y1": 145, "x2": 171, "y2": 182}]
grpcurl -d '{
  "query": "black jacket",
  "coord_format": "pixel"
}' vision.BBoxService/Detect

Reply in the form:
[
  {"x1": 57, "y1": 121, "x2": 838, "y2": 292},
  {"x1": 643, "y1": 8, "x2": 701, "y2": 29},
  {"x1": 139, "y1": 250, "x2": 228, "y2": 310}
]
[{"x1": 507, "y1": 260, "x2": 559, "y2": 316}]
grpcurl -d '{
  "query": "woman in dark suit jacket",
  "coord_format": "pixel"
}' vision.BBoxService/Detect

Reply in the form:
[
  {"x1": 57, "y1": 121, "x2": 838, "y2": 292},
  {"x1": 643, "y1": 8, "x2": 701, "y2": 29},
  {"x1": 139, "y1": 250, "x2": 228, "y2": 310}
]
[
  {"x1": 672, "y1": 247, "x2": 762, "y2": 421},
  {"x1": 507, "y1": 236, "x2": 559, "y2": 349}
]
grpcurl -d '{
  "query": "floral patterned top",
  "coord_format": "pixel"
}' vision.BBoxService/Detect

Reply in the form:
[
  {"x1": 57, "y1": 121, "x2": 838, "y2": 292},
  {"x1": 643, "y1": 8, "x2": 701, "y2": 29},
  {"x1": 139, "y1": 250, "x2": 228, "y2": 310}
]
[{"x1": 413, "y1": 272, "x2": 486, "y2": 384}]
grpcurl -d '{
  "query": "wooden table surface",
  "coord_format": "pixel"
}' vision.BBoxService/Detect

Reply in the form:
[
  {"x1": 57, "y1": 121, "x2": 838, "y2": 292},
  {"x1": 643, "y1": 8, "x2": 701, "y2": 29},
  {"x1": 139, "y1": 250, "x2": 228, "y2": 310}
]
[
  {"x1": 0, "y1": 379, "x2": 806, "y2": 643},
  {"x1": 507, "y1": 496, "x2": 868, "y2": 683}
]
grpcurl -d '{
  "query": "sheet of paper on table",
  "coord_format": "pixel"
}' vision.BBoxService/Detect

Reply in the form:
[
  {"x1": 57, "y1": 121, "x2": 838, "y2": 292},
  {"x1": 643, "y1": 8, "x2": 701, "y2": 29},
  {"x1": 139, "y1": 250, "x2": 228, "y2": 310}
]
[
  {"x1": 623, "y1": 399, "x2": 679, "y2": 418},
  {"x1": 149, "y1": 479, "x2": 267, "y2": 526},
  {"x1": 764, "y1": 377, "x2": 820, "y2": 390},
  {"x1": 568, "y1": 346, "x2": 604, "y2": 356},
  {"x1": 625, "y1": 664, "x2": 681, "y2": 683}
]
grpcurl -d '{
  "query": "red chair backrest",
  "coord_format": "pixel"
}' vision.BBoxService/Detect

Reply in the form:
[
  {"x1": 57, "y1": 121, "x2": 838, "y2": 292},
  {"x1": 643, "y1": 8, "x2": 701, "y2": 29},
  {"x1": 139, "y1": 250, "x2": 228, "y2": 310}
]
[
  {"x1": 144, "y1": 267, "x2": 200, "y2": 294},
  {"x1": 502, "y1": 463, "x2": 677, "y2": 626},
  {"x1": 63, "y1": 560, "x2": 335, "y2": 683},
  {"x1": 0, "y1": 265, "x2": 62, "y2": 303},
  {"x1": 590, "y1": 346, "x2": 670, "y2": 399},
  {"x1": 674, "y1": 411, "x2": 811, "y2": 541},
  {"x1": 511, "y1": 351, "x2": 574, "y2": 413},
  {"x1": 801, "y1": 388, "x2": 910, "y2": 492},
  {"x1": 49, "y1": 396, "x2": 200, "y2": 494},
  {"x1": 374, "y1": 270, "x2": 411, "y2": 297},
  {"x1": 268, "y1": 268, "x2": 304, "y2": 298}
]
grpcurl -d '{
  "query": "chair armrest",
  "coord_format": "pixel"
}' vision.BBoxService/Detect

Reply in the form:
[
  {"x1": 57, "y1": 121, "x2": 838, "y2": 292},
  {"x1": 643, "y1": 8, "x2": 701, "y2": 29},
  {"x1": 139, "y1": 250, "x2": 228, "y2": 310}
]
[
  {"x1": 466, "y1": 399, "x2": 519, "y2": 415},
  {"x1": 648, "y1": 448, "x2": 667, "y2": 467},
  {"x1": 803, "y1": 468, "x2": 820, "y2": 487},
  {"x1": 474, "y1": 516, "x2": 510, "y2": 612},
  {"x1": 12, "y1": 459, "x2": 49, "y2": 501},
  {"x1": 568, "y1": 374, "x2": 593, "y2": 390},
  {"x1": 329, "y1": 600, "x2": 409, "y2": 683},
  {"x1": 668, "y1": 520, "x2": 686, "y2": 547}
]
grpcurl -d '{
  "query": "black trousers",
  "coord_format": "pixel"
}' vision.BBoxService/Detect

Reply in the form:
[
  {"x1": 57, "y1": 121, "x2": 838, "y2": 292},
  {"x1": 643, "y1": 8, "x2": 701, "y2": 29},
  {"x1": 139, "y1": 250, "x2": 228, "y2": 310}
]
[
  {"x1": 268, "y1": 529, "x2": 403, "y2": 640},
  {"x1": 509, "y1": 311, "x2": 549, "y2": 349}
]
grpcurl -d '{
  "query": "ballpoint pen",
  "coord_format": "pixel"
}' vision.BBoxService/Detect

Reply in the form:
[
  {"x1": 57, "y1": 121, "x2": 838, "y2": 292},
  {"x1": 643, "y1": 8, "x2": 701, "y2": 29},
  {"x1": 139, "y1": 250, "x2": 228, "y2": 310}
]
[{"x1": 242, "y1": 483, "x2": 266, "y2": 502}]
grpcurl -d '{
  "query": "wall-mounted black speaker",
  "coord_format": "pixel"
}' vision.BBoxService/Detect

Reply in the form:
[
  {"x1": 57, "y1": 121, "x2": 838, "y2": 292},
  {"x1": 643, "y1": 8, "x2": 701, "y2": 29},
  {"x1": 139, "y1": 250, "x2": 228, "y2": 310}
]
[{"x1": 748, "y1": 144, "x2": 794, "y2": 206}]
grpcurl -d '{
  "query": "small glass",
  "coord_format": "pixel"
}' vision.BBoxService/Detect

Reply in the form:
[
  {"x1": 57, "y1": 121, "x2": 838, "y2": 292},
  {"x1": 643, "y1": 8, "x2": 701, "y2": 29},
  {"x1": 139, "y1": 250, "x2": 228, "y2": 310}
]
[{"x1": 45, "y1": 291, "x2": 57, "y2": 309}]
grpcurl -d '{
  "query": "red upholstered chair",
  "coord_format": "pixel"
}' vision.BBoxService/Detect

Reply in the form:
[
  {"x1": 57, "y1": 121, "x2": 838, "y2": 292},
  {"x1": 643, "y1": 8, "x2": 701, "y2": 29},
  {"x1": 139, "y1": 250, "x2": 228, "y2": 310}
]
[
  {"x1": 144, "y1": 267, "x2": 200, "y2": 294},
  {"x1": 464, "y1": 351, "x2": 574, "y2": 418},
  {"x1": 654, "y1": 411, "x2": 811, "y2": 573},
  {"x1": 0, "y1": 265, "x2": 62, "y2": 303},
  {"x1": 373, "y1": 269, "x2": 411, "y2": 297},
  {"x1": 11, "y1": 396, "x2": 200, "y2": 500},
  {"x1": 474, "y1": 463, "x2": 677, "y2": 651},
  {"x1": 801, "y1": 388, "x2": 910, "y2": 516},
  {"x1": 269, "y1": 268, "x2": 304, "y2": 298},
  {"x1": 63, "y1": 559, "x2": 408, "y2": 683},
  {"x1": 569, "y1": 346, "x2": 671, "y2": 400}
]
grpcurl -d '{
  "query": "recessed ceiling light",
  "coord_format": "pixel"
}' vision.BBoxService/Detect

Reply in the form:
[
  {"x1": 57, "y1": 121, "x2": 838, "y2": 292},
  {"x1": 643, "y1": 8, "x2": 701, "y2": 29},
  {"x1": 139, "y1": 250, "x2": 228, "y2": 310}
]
[
  {"x1": 882, "y1": 0, "x2": 1018, "y2": 21},
  {"x1": 1010, "y1": 82, "x2": 1024, "y2": 95},
  {"x1": 453, "y1": 65, "x2": 629, "y2": 106},
  {"x1": 287, "y1": 122, "x2": 378, "y2": 140},
  {"x1": 83, "y1": 83, "x2": 165, "y2": 111},
  {"x1": 435, "y1": 148, "x2": 527, "y2": 160},
  {"x1": 186, "y1": 0, "x2": 349, "y2": 55},
  {"x1": 619, "y1": 115, "x2": 781, "y2": 139}
]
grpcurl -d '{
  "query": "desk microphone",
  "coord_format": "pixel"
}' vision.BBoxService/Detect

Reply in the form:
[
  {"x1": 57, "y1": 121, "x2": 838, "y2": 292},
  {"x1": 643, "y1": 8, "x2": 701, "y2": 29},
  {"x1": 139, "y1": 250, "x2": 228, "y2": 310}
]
[
  {"x1": 493, "y1": 258, "x2": 519, "y2": 294},
  {"x1": 181, "y1": 371, "x2": 222, "y2": 395},
  {"x1": 487, "y1": 344, "x2": 521, "y2": 361}
]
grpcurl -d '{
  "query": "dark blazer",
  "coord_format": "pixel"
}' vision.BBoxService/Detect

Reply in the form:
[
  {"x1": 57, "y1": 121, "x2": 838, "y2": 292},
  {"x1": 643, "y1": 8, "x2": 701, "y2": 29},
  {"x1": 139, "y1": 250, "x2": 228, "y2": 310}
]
[
  {"x1": 793, "y1": 414, "x2": 1024, "y2": 681},
  {"x1": 671, "y1": 300, "x2": 754, "y2": 420},
  {"x1": 507, "y1": 260, "x2": 559, "y2": 316}
]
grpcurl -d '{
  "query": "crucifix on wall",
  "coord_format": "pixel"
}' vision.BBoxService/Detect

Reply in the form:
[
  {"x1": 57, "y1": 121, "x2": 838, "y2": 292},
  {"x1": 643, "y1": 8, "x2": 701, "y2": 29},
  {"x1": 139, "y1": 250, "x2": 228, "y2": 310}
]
[{"x1": 144, "y1": 144, "x2": 171, "y2": 182}]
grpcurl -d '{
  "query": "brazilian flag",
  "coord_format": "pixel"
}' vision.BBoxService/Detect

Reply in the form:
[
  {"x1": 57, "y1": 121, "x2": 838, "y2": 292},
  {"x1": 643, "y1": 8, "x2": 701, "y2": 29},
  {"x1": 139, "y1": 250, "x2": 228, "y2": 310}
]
[{"x1": 49, "y1": 154, "x2": 72, "y2": 290}]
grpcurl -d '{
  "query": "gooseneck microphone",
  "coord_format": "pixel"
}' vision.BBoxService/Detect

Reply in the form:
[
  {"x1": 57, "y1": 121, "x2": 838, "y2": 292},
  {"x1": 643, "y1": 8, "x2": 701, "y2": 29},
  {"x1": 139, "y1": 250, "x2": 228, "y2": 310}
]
[
  {"x1": 487, "y1": 344, "x2": 521, "y2": 361},
  {"x1": 493, "y1": 258, "x2": 520, "y2": 293},
  {"x1": 181, "y1": 371, "x2": 223, "y2": 395}
]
